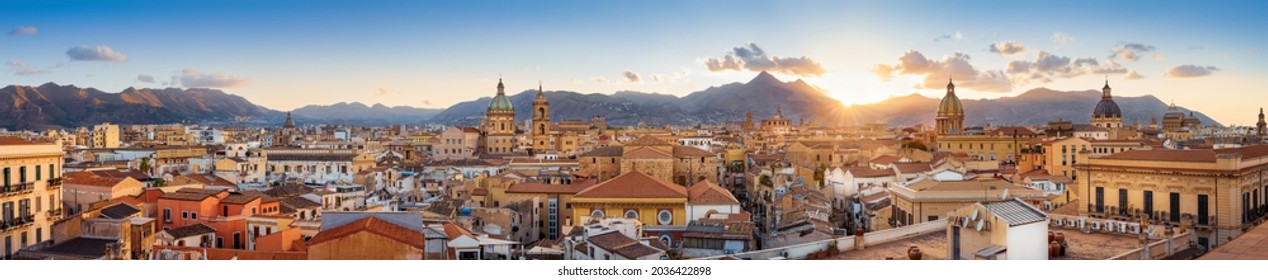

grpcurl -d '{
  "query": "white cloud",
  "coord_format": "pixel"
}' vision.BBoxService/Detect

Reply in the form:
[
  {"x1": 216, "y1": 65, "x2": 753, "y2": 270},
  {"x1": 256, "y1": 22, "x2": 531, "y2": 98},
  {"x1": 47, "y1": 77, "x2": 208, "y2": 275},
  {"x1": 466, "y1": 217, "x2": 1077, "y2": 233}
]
[
  {"x1": 872, "y1": 50, "x2": 1011, "y2": 92},
  {"x1": 1109, "y1": 43, "x2": 1156, "y2": 62},
  {"x1": 1124, "y1": 70, "x2": 1144, "y2": 80},
  {"x1": 375, "y1": 86, "x2": 395, "y2": 96},
  {"x1": 622, "y1": 70, "x2": 642, "y2": 83},
  {"x1": 65, "y1": 45, "x2": 128, "y2": 62},
  {"x1": 136, "y1": 74, "x2": 155, "y2": 83},
  {"x1": 988, "y1": 41, "x2": 1027, "y2": 56},
  {"x1": 1051, "y1": 32, "x2": 1074, "y2": 48},
  {"x1": 1166, "y1": 65, "x2": 1219, "y2": 78},
  {"x1": 7, "y1": 60, "x2": 47, "y2": 76},
  {"x1": 934, "y1": 32, "x2": 964, "y2": 42},
  {"x1": 651, "y1": 74, "x2": 662, "y2": 83},
  {"x1": 8, "y1": 26, "x2": 37, "y2": 36},
  {"x1": 703, "y1": 43, "x2": 825, "y2": 76},
  {"x1": 175, "y1": 68, "x2": 247, "y2": 88}
]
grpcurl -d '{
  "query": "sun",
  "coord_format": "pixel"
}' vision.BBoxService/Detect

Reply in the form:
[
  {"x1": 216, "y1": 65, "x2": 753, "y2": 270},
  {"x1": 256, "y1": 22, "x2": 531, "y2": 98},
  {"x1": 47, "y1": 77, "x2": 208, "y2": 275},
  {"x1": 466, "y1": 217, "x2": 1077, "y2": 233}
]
[{"x1": 808, "y1": 73, "x2": 920, "y2": 107}]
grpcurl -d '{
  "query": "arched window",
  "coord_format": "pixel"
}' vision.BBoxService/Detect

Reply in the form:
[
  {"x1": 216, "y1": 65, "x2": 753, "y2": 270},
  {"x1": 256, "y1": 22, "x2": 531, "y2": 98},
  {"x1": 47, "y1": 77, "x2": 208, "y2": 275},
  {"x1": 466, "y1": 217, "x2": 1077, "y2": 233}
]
[
  {"x1": 624, "y1": 209, "x2": 639, "y2": 219},
  {"x1": 591, "y1": 209, "x2": 604, "y2": 218}
]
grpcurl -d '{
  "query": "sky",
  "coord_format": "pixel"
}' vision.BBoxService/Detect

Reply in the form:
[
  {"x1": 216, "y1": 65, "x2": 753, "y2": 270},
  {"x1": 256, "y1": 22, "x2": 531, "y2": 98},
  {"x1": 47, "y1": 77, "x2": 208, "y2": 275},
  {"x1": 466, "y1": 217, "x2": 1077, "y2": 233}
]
[{"x1": 2, "y1": 0, "x2": 1266, "y2": 125}]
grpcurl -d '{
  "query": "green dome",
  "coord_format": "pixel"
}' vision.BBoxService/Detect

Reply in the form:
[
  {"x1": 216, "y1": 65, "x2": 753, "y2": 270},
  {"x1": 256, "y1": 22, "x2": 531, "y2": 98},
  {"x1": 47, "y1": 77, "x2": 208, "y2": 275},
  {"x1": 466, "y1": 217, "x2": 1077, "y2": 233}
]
[
  {"x1": 488, "y1": 79, "x2": 514, "y2": 112},
  {"x1": 488, "y1": 94, "x2": 514, "y2": 112}
]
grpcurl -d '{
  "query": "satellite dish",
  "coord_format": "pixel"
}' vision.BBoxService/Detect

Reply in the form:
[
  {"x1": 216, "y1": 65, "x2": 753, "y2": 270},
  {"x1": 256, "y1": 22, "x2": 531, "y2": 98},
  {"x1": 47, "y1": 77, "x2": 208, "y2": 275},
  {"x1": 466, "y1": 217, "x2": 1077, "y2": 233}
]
[
  {"x1": 970, "y1": 209, "x2": 979, "y2": 221},
  {"x1": 976, "y1": 220, "x2": 984, "y2": 231},
  {"x1": 962, "y1": 216, "x2": 970, "y2": 227},
  {"x1": 1001, "y1": 188, "x2": 1009, "y2": 199}
]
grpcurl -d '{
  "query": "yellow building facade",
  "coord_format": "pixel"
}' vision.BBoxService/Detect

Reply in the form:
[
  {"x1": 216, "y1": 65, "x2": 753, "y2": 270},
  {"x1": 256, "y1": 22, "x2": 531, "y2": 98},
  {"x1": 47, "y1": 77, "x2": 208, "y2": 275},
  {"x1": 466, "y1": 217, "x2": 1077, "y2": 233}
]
[{"x1": 570, "y1": 172, "x2": 688, "y2": 227}]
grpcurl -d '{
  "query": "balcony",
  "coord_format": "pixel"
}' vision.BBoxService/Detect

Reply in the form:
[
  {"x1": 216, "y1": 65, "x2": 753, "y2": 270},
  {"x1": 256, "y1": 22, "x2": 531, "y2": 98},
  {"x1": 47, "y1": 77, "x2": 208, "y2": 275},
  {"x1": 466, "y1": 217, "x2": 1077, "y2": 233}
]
[
  {"x1": 46, "y1": 208, "x2": 64, "y2": 221},
  {"x1": 1, "y1": 182, "x2": 36, "y2": 196},
  {"x1": 46, "y1": 177, "x2": 63, "y2": 189},
  {"x1": 1, "y1": 215, "x2": 37, "y2": 232}
]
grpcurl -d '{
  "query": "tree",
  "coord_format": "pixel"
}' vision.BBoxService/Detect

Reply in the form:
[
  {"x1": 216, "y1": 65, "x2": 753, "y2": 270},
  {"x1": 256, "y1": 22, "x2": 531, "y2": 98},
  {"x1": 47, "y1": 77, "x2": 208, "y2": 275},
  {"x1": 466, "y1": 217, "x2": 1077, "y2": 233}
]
[{"x1": 139, "y1": 157, "x2": 152, "y2": 175}]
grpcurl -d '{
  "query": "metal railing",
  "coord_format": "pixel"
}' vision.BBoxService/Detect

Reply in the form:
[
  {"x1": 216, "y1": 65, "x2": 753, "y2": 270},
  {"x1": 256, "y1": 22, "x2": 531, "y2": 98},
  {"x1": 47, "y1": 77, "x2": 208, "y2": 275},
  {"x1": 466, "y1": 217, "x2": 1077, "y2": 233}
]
[
  {"x1": 46, "y1": 177, "x2": 63, "y2": 188},
  {"x1": 1, "y1": 182, "x2": 36, "y2": 195},
  {"x1": 0, "y1": 215, "x2": 36, "y2": 231}
]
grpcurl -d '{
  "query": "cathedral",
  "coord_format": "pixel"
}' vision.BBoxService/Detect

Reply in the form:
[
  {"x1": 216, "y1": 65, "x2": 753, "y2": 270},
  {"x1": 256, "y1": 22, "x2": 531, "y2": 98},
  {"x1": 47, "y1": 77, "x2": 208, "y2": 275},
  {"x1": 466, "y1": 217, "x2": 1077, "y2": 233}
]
[
  {"x1": 1090, "y1": 80, "x2": 1123, "y2": 129},
  {"x1": 935, "y1": 77, "x2": 964, "y2": 135},
  {"x1": 483, "y1": 78, "x2": 516, "y2": 154}
]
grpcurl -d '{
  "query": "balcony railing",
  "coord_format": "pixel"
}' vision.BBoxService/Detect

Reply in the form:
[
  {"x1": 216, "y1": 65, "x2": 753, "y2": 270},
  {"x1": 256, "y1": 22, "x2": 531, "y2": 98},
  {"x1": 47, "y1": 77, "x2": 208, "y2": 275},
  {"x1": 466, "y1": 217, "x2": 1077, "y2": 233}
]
[
  {"x1": 46, "y1": 209, "x2": 64, "y2": 221},
  {"x1": 1, "y1": 182, "x2": 36, "y2": 195},
  {"x1": 46, "y1": 177, "x2": 63, "y2": 188},
  {"x1": 1, "y1": 215, "x2": 37, "y2": 231}
]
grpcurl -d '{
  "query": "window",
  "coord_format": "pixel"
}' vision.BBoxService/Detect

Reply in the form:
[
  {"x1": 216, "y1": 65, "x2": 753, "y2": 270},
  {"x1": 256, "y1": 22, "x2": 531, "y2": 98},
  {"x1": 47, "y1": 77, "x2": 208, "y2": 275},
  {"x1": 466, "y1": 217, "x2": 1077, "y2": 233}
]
[
  {"x1": 2, "y1": 167, "x2": 8, "y2": 187},
  {"x1": 163, "y1": 208, "x2": 172, "y2": 222},
  {"x1": 624, "y1": 209, "x2": 639, "y2": 219},
  {"x1": 19, "y1": 166, "x2": 26, "y2": 183},
  {"x1": 657, "y1": 209, "x2": 673, "y2": 225},
  {"x1": 182, "y1": 211, "x2": 189, "y2": 219},
  {"x1": 1169, "y1": 192, "x2": 1181, "y2": 222},
  {"x1": 251, "y1": 207, "x2": 257, "y2": 215},
  {"x1": 591, "y1": 209, "x2": 604, "y2": 218},
  {"x1": 1095, "y1": 187, "x2": 1104, "y2": 213},
  {"x1": 191, "y1": 212, "x2": 197, "y2": 220},
  {"x1": 223, "y1": 206, "x2": 229, "y2": 216},
  {"x1": 35, "y1": 165, "x2": 40, "y2": 180},
  {"x1": 35, "y1": 197, "x2": 41, "y2": 212},
  {"x1": 1198, "y1": 194, "x2": 1209, "y2": 225},
  {"x1": 1144, "y1": 190, "x2": 1154, "y2": 219},
  {"x1": 48, "y1": 164, "x2": 54, "y2": 179}
]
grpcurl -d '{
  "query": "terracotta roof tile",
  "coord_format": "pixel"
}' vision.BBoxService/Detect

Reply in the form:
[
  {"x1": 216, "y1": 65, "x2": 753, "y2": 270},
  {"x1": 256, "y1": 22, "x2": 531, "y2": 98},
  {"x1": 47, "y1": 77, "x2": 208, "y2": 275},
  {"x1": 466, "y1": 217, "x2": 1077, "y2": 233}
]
[
  {"x1": 165, "y1": 223, "x2": 218, "y2": 239},
  {"x1": 65, "y1": 173, "x2": 127, "y2": 188},
  {"x1": 575, "y1": 172, "x2": 687, "y2": 199},
  {"x1": 844, "y1": 167, "x2": 895, "y2": 178},
  {"x1": 0, "y1": 136, "x2": 35, "y2": 145},
  {"x1": 687, "y1": 180, "x2": 739, "y2": 205},
  {"x1": 622, "y1": 147, "x2": 672, "y2": 159},
  {"x1": 587, "y1": 231, "x2": 661, "y2": 259},
  {"x1": 307, "y1": 217, "x2": 425, "y2": 250},
  {"x1": 581, "y1": 146, "x2": 624, "y2": 157}
]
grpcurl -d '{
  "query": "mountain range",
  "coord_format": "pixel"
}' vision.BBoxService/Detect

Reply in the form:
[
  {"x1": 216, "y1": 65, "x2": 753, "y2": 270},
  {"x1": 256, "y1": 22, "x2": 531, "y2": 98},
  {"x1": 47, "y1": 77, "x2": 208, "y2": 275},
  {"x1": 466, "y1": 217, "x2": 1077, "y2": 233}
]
[{"x1": 0, "y1": 72, "x2": 1220, "y2": 130}]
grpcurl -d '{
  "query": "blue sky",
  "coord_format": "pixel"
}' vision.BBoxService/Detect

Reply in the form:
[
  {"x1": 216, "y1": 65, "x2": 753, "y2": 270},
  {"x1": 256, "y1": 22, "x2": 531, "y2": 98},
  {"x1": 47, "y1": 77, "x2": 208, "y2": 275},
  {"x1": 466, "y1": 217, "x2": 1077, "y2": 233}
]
[{"x1": 2, "y1": 0, "x2": 1266, "y2": 125}]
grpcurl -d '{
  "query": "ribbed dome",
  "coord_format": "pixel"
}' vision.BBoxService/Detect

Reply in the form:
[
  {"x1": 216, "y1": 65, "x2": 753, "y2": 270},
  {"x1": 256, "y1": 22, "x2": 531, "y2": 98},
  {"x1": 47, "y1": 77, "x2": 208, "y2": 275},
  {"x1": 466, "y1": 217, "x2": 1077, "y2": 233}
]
[
  {"x1": 488, "y1": 79, "x2": 514, "y2": 112},
  {"x1": 488, "y1": 94, "x2": 514, "y2": 112},
  {"x1": 938, "y1": 93, "x2": 963, "y2": 115},
  {"x1": 1092, "y1": 99, "x2": 1122, "y2": 118}
]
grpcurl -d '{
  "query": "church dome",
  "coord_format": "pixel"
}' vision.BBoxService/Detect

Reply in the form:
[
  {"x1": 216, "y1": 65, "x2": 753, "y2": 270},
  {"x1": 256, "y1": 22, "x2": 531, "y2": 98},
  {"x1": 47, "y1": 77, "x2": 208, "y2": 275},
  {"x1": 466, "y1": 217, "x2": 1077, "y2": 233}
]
[
  {"x1": 1092, "y1": 99, "x2": 1122, "y2": 118},
  {"x1": 938, "y1": 91, "x2": 963, "y2": 116},
  {"x1": 488, "y1": 94, "x2": 514, "y2": 112},
  {"x1": 1162, "y1": 102, "x2": 1184, "y2": 121},
  {"x1": 488, "y1": 79, "x2": 514, "y2": 112},
  {"x1": 1092, "y1": 80, "x2": 1121, "y2": 119}
]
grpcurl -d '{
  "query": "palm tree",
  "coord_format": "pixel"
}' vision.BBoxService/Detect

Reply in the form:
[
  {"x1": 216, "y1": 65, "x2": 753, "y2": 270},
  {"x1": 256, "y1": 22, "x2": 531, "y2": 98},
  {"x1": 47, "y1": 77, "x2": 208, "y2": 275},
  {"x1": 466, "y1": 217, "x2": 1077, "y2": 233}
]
[{"x1": 139, "y1": 157, "x2": 152, "y2": 176}]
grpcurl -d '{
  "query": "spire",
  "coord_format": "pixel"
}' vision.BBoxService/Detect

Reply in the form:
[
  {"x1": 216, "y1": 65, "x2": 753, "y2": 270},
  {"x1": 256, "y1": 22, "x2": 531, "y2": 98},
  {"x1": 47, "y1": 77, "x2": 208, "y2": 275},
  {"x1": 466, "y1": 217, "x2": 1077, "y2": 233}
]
[
  {"x1": 536, "y1": 80, "x2": 545, "y2": 99},
  {"x1": 496, "y1": 77, "x2": 505, "y2": 95},
  {"x1": 283, "y1": 111, "x2": 296, "y2": 128},
  {"x1": 946, "y1": 75, "x2": 955, "y2": 95},
  {"x1": 1102, "y1": 77, "x2": 1112, "y2": 99},
  {"x1": 776, "y1": 105, "x2": 783, "y2": 117}
]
